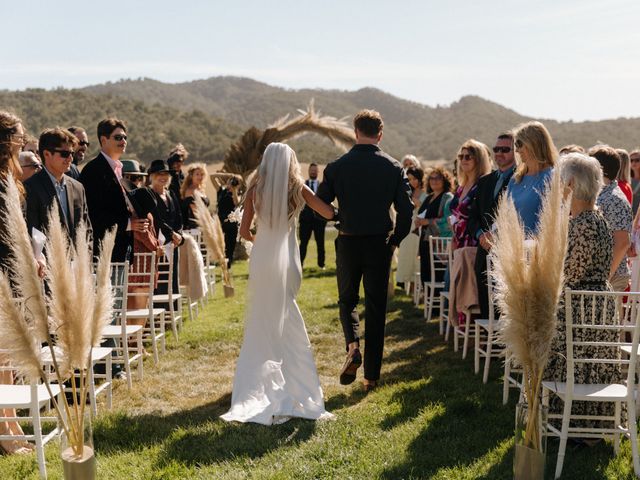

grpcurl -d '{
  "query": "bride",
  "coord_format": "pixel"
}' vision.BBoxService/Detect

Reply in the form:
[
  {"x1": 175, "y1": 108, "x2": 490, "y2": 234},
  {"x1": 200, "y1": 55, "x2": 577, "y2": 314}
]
[{"x1": 221, "y1": 142, "x2": 336, "y2": 425}]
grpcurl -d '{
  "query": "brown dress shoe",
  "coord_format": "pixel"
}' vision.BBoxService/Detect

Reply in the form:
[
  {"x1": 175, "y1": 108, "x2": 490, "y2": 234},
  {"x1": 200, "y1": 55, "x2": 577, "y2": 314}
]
[{"x1": 339, "y1": 350, "x2": 362, "y2": 385}]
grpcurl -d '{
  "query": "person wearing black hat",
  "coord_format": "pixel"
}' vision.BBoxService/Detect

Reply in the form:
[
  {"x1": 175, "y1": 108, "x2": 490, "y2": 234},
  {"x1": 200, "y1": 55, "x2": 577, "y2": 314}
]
[
  {"x1": 167, "y1": 143, "x2": 187, "y2": 200},
  {"x1": 130, "y1": 159, "x2": 184, "y2": 296}
]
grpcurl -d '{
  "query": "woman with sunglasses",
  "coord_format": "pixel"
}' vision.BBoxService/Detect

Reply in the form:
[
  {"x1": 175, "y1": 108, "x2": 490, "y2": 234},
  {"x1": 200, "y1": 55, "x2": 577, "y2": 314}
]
[
  {"x1": 396, "y1": 166, "x2": 427, "y2": 290},
  {"x1": 0, "y1": 111, "x2": 36, "y2": 455},
  {"x1": 415, "y1": 166, "x2": 455, "y2": 286},
  {"x1": 449, "y1": 140, "x2": 492, "y2": 250},
  {"x1": 507, "y1": 121, "x2": 557, "y2": 235}
]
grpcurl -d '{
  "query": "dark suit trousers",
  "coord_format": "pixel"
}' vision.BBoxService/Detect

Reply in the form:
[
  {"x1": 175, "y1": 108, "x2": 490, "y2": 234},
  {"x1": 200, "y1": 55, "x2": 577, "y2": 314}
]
[
  {"x1": 475, "y1": 246, "x2": 490, "y2": 319},
  {"x1": 299, "y1": 219, "x2": 326, "y2": 267},
  {"x1": 335, "y1": 234, "x2": 391, "y2": 381},
  {"x1": 222, "y1": 222, "x2": 239, "y2": 267}
]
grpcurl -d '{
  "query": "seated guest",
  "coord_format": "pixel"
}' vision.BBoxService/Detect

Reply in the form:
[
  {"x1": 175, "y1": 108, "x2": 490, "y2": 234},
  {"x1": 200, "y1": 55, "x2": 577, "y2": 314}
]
[
  {"x1": 590, "y1": 145, "x2": 632, "y2": 291},
  {"x1": 616, "y1": 148, "x2": 632, "y2": 205},
  {"x1": 180, "y1": 163, "x2": 209, "y2": 230},
  {"x1": 18, "y1": 151, "x2": 42, "y2": 182},
  {"x1": 121, "y1": 159, "x2": 147, "y2": 191},
  {"x1": 544, "y1": 152, "x2": 621, "y2": 427},
  {"x1": 507, "y1": 121, "x2": 556, "y2": 235},
  {"x1": 467, "y1": 132, "x2": 516, "y2": 319},
  {"x1": 415, "y1": 166, "x2": 454, "y2": 286},
  {"x1": 449, "y1": 139, "x2": 492, "y2": 250},
  {"x1": 396, "y1": 166, "x2": 427, "y2": 289},
  {"x1": 22, "y1": 134, "x2": 39, "y2": 159},
  {"x1": 402, "y1": 154, "x2": 420, "y2": 171}
]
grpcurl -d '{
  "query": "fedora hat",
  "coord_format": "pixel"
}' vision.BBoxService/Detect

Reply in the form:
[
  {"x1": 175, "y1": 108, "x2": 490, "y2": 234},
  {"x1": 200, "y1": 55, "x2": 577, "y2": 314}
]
[
  {"x1": 147, "y1": 159, "x2": 170, "y2": 175},
  {"x1": 121, "y1": 159, "x2": 147, "y2": 176}
]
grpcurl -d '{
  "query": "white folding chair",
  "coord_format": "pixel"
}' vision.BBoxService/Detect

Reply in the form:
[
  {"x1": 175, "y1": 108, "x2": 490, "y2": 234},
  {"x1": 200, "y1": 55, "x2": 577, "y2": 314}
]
[
  {"x1": 474, "y1": 256, "x2": 505, "y2": 383},
  {"x1": 423, "y1": 236, "x2": 451, "y2": 324},
  {"x1": 503, "y1": 349, "x2": 523, "y2": 405},
  {"x1": 196, "y1": 230, "x2": 217, "y2": 302},
  {"x1": 153, "y1": 245, "x2": 183, "y2": 340},
  {"x1": 542, "y1": 289, "x2": 640, "y2": 479},
  {"x1": 0, "y1": 357, "x2": 62, "y2": 480},
  {"x1": 127, "y1": 253, "x2": 166, "y2": 365},
  {"x1": 100, "y1": 261, "x2": 144, "y2": 388},
  {"x1": 413, "y1": 271, "x2": 422, "y2": 305},
  {"x1": 179, "y1": 229, "x2": 201, "y2": 321}
]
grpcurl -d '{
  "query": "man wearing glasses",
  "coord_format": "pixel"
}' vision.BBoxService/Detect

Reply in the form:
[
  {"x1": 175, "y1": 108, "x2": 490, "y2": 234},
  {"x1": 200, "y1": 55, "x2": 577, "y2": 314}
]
[
  {"x1": 66, "y1": 126, "x2": 90, "y2": 180},
  {"x1": 24, "y1": 128, "x2": 91, "y2": 243},
  {"x1": 466, "y1": 132, "x2": 516, "y2": 319},
  {"x1": 18, "y1": 151, "x2": 42, "y2": 182},
  {"x1": 80, "y1": 118, "x2": 149, "y2": 263}
]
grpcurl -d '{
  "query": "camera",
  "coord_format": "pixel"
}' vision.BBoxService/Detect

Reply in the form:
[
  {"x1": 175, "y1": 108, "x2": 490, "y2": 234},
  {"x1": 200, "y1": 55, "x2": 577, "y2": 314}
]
[{"x1": 230, "y1": 178, "x2": 240, "y2": 187}]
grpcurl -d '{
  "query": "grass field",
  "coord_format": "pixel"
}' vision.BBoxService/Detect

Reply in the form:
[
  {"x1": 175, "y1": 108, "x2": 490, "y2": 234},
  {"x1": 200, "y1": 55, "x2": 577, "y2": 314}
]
[{"x1": 1, "y1": 231, "x2": 637, "y2": 479}]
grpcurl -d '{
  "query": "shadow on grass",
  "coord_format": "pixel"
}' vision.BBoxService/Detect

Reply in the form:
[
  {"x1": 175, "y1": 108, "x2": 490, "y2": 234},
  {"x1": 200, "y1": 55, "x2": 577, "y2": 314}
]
[{"x1": 94, "y1": 391, "x2": 317, "y2": 467}]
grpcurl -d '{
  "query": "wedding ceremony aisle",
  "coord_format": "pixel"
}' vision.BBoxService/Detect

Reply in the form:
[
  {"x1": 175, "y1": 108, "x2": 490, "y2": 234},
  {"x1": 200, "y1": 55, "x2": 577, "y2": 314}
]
[{"x1": 1, "y1": 233, "x2": 635, "y2": 479}]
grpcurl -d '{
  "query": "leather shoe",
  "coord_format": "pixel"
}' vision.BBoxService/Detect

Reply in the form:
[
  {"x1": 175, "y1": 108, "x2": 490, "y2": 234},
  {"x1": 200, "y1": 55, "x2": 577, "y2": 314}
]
[
  {"x1": 339, "y1": 350, "x2": 362, "y2": 385},
  {"x1": 363, "y1": 381, "x2": 377, "y2": 393}
]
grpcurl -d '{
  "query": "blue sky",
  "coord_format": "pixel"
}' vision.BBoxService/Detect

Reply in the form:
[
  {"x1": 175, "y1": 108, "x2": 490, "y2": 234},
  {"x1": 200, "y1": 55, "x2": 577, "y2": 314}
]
[{"x1": 3, "y1": 0, "x2": 639, "y2": 121}]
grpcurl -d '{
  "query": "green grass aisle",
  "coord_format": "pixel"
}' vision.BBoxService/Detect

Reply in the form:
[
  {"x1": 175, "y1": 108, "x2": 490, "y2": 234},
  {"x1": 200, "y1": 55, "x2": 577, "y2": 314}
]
[{"x1": 1, "y1": 231, "x2": 636, "y2": 478}]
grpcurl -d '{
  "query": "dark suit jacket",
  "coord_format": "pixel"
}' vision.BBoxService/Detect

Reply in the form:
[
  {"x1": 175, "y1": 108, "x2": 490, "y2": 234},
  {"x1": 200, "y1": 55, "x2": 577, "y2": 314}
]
[
  {"x1": 130, "y1": 187, "x2": 183, "y2": 241},
  {"x1": 79, "y1": 153, "x2": 131, "y2": 261},
  {"x1": 466, "y1": 168, "x2": 514, "y2": 241},
  {"x1": 317, "y1": 144, "x2": 413, "y2": 246},
  {"x1": 300, "y1": 179, "x2": 325, "y2": 224},
  {"x1": 24, "y1": 168, "x2": 92, "y2": 244}
]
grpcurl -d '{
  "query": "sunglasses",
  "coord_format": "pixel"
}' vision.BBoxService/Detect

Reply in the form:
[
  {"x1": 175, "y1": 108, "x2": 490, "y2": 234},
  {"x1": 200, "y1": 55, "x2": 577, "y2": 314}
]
[
  {"x1": 112, "y1": 134, "x2": 127, "y2": 141},
  {"x1": 127, "y1": 174, "x2": 144, "y2": 182},
  {"x1": 23, "y1": 163, "x2": 42, "y2": 170},
  {"x1": 53, "y1": 149, "x2": 74, "y2": 158},
  {"x1": 515, "y1": 139, "x2": 524, "y2": 149},
  {"x1": 79, "y1": 141, "x2": 90, "y2": 147},
  {"x1": 493, "y1": 146, "x2": 512, "y2": 154},
  {"x1": 457, "y1": 153, "x2": 475, "y2": 161}
]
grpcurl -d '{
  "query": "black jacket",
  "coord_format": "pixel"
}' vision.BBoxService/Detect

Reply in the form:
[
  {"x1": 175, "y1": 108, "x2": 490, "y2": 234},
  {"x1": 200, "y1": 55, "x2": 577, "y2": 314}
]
[
  {"x1": 25, "y1": 168, "x2": 92, "y2": 245},
  {"x1": 317, "y1": 144, "x2": 413, "y2": 246},
  {"x1": 300, "y1": 179, "x2": 326, "y2": 224},
  {"x1": 79, "y1": 153, "x2": 131, "y2": 261},
  {"x1": 130, "y1": 187, "x2": 183, "y2": 242},
  {"x1": 466, "y1": 168, "x2": 514, "y2": 244}
]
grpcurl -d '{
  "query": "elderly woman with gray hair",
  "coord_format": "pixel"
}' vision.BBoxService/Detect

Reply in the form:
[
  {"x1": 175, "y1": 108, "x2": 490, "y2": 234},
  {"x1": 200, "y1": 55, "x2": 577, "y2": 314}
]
[{"x1": 544, "y1": 152, "x2": 621, "y2": 430}]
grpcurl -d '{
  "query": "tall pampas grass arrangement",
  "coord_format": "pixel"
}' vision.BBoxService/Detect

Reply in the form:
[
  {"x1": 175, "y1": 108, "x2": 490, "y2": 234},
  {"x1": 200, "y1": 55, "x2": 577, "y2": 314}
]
[
  {"x1": 193, "y1": 194, "x2": 233, "y2": 291},
  {"x1": 489, "y1": 169, "x2": 569, "y2": 469},
  {"x1": 0, "y1": 174, "x2": 115, "y2": 461}
]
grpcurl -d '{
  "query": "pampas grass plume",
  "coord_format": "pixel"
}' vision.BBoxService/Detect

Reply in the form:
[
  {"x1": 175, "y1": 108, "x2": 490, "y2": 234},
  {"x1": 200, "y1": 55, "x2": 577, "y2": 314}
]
[
  {"x1": 90, "y1": 228, "x2": 116, "y2": 347},
  {"x1": 193, "y1": 195, "x2": 231, "y2": 285}
]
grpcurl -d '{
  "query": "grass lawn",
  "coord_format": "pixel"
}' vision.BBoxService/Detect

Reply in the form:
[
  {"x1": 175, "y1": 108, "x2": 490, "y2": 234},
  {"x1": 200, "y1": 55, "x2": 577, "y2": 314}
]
[{"x1": 1, "y1": 230, "x2": 637, "y2": 479}]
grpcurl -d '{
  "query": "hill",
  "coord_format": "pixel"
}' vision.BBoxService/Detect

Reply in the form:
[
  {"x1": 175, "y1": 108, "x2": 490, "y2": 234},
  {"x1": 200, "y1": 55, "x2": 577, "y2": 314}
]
[{"x1": 2, "y1": 77, "x2": 639, "y2": 167}]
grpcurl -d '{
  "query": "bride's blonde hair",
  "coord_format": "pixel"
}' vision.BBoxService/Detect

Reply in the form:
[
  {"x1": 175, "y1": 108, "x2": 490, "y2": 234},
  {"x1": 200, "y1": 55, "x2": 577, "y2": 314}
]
[{"x1": 251, "y1": 143, "x2": 305, "y2": 227}]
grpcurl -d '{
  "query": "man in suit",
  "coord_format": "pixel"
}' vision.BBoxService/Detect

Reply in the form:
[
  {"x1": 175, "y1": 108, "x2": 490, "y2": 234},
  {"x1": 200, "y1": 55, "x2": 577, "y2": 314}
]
[
  {"x1": 317, "y1": 110, "x2": 413, "y2": 392},
  {"x1": 466, "y1": 133, "x2": 516, "y2": 319},
  {"x1": 66, "y1": 126, "x2": 90, "y2": 180},
  {"x1": 79, "y1": 118, "x2": 149, "y2": 262},
  {"x1": 25, "y1": 128, "x2": 92, "y2": 244},
  {"x1": 299, "y1": 163, "x2": 326, "y2": 269}
]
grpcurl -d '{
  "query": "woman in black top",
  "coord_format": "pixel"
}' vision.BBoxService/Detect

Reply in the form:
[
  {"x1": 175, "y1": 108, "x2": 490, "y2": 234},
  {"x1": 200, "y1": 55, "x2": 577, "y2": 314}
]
[
  {"x1": 180, "y1": 163, "x2": 209, "y2": 230},
  {"x1": 131, "y1": 159, "x2": 184, "y2": 295},
  {"x1": 217, "y1": 177, "x2": 241, "y2": 267},
  {"x1": 414, "y1": 166, "x2": 455, "y2": 285}
]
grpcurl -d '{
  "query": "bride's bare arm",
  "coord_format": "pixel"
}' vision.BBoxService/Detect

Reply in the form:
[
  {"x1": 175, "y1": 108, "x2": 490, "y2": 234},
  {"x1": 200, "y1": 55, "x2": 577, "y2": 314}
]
[
  {"x1": 240, "y1": 188, "x2": 256, "y2": 242},
  {"x1": 301, "y1": 185, "x2": 335, "y2": 220}
]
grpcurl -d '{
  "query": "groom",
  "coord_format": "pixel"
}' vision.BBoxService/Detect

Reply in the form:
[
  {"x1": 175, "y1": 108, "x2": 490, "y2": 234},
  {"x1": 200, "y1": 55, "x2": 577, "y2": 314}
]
[{"x1": 317, "y1": 109, "x2": 413, "y2": 391}]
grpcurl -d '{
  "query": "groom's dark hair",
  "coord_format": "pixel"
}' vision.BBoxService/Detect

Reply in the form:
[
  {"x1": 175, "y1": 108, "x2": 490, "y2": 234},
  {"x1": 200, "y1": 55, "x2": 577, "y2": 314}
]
[{"x1": 354, "y1": 110, "x2": 383, "y2": 138}]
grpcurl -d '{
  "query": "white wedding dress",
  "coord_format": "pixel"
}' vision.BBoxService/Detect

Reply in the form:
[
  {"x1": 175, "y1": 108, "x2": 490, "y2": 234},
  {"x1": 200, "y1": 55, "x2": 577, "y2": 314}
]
[{"x1": 221, "y1": 143, "x2": 333, "y2": 425}]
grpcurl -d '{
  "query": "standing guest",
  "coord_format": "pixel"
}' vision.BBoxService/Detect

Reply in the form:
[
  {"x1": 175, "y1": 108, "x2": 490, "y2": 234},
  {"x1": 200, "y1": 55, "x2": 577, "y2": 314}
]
[
  {"x1": 317, "y1": 109, "x2": 413, "y2": 392},
  {"x1": 22, "y1": 134, "x2": 39, "y2": 159},
  {"x1": 402, "y1": 154, "x2": 420, "y2": 171},
  {"x1": 25, "y1": 128, "x2": 91, "y2": 243},
  {"x1": 590, "y1": 145, "x2": 632, "y2": 291},
  {"x1": 544, "y1": 152, "x2": 621, "y2": 428},
  {"x1": 414, "y1": 166, "x2": 454, "y2": 286},
  {"x1": 121, "y1": 159, "x2": 147, "y2": 191},
  {"x1": 630, "y1": 149, "x2": 640, "y2": 216},
  {"x1": 66, "y1": 126, "x2": 90, "y2": 180},
  {"x1": 80, "y1": 118, "x2": 149, "y2": 262},
  {"x1": 181, "y1": 163, "x2": 210, "y2": 230},
  {"x1": 299, "y1": 163, "x2": 326, "y2": 269},
  {"x1": 449, "y1": 139, "x2": 492, "y2": 249},
  {"x1": 18, "y1": 151, "x2": 42, "y2": 182},
  {"x1": 507, "y1": 121, "x2": 556, "y2": 235},
  {"x1": 167, "y1": 143, "x2": 188, "y2": 200},
  {"x1": 396, "y1": 166, "x2": 427, "y2": 288},
  {"x1": 616, "y1": 148, "x2": 632, "y2": 205},
  {"x1": 467, "y1": 133, "x2": 516, "y2": 318},
  {"x1": 0, "y1": 111, "x2": 36, "y2": 455},
  {"x1": 217, "y1": 176, "x2": 241, "y2": 267},
  {"x1": 559, "y1": 144, "x2": 585, "y2": 155},
  {"x1": 130, "y1": 159, "x2": 184, "y2": 295}
]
